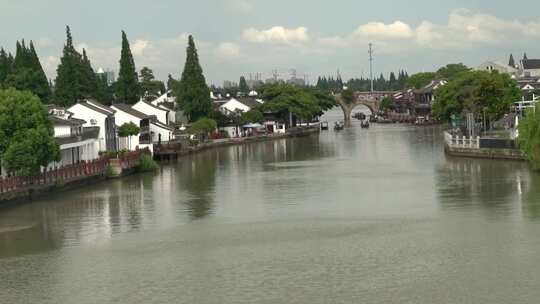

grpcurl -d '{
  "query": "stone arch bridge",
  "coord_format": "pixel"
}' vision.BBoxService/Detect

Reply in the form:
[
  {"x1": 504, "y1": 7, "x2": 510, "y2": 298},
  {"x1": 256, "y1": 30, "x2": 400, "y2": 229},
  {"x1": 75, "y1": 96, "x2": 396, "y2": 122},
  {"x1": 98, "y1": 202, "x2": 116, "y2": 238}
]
[{"x1": 335, "y1": 92, "x2": 393, "y2": 127}]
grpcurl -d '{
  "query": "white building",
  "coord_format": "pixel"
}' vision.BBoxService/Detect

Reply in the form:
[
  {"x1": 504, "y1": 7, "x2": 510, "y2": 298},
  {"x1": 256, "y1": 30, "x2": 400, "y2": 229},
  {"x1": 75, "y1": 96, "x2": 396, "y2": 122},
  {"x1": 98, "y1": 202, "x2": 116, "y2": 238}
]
[
  {"x1": 150, "y1": 119, "x2": 174, "y2": 143},
  {"x1": 68, "y1": 100, "x2": 118, "y2": 152},
  {"x1": 218, "y1": 97, "x2": 262, "y2": 116},
  {"x1": 520, "y1": 58, "x2": 540, "y2": 78},
  {"x1": 49, "y1": 116, "x2": 100, "y2": 168},
  {"x1": 133, "y1": 99, "x2": 170, "y2": 125},
  {"x1": 111, "y1": 104, "x2": 152, "y2": 151},
  {"x1": 476, "y1": 61, "x2": 518, "y2": 75}
]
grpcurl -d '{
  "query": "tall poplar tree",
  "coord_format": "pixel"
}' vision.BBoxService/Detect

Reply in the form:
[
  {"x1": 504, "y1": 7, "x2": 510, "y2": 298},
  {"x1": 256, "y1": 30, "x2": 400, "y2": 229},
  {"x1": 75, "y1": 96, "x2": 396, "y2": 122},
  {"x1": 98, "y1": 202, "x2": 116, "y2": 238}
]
[
  {"x1": 6, "y1": 40, "x2": 51, "y2": 102},
  {"x1": 239, "y1": 76, "x2": 249, "y2": 94},
  {"x1": 174, "y1": 35, "x2": 211, "y2": 121},
  {"x1": 116, "y1": 31, "x2": 139, "y2": 104},
  {"x1": 0, "y1": 48, "x2": 13, "y2": 85},
  {"x1": 54, "y1": 26, "x2": 86, "y2": 106}
]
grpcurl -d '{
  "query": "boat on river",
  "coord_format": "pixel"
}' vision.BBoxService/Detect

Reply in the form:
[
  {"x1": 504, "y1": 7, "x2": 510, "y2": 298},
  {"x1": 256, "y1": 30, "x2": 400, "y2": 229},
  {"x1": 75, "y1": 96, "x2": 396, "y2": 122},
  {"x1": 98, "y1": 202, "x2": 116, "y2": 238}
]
[
  {"x1": 320, "y1": 121, "x2": 329, "y2": 130},
  {"x1": 361, "y1": 120, "x2": 370, "y2": 129},
  {"x1": 353, "y1": 112, "x2": 366, "y2": 120}
]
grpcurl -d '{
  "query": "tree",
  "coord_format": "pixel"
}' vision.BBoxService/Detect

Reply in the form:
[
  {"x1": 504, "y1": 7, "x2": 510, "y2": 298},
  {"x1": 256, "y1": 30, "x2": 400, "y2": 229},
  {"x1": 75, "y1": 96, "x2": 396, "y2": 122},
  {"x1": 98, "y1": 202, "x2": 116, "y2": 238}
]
[
  {"x1": 116, "y1": 31, "x2": 140, "y2": 104},
  {"x1": 509, "y1": 54, "x2": 516, "y2": 67},
  {"x1": 436, "y1": 63, "x2": 470, "y2": 80},
  {"x1": 241, "y1": 109, "x2": 264, "y2": 124},
  {"x1": 167, "y1": 74, "x2": 179, "y2": 91},
  {"x1": 174, "y1": 35, "x2": 211, "y2": 121},
  {"x1": 432, "y1": 70, "x2": 520, "y2": 122},
  {"x1": 239, "y1": 76, "x2": 249, "y2": 94},
  {"x1": 341, "y1": 88, "x2": 355, "y2": 104},
  {"x1": 259, "y1": 83, "x2": 332, "y2": 124},
  {"x1": 518, "y1": 104, "x2": 540, "y2": 170},
  {"x1": 406, "y1": 72, "x2": 436, "y2": 89},
  {"x1": 189, "y1": 117, "x2": 217, "y2": 141},
  {"x1": 80, "y1": 49, "x2": 99, "y2": 99},
  {"x1": 0, "y1": 48, "x2": 14, "y2": 85},
  {"x1": 5, "y1": 40, "x2": 51, "y2": 102},
  {"x1": 139, "y1": 67, "x2": 166, "y2": 98},
  {"x1": 118, "y1": 122, "x2": 140, "y2": 150},
  {"x1": 0, "y1": 88, "x2": 60, "y2": 176},
  {"x1": 380, "y1": 96, "x2": 393, "y2": 111},
  {"x1": 54, "y1": 26, "x2": 87, "y2": 106}
]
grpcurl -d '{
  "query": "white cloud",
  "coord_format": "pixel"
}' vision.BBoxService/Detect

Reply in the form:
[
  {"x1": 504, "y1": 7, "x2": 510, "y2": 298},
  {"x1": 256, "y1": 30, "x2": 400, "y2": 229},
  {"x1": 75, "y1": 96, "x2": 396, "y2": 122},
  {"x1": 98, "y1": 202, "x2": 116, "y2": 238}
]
[
  {"x1": 222, "y1": 0, "x2": 254, "y2": 14},
  {"x1": 354, "y1": 21, "x2": 414, "y2": 39},
  {"x1": 215, "y1": 42, "x2": 241, "y2": 59},
  {"x1": 131, "y1": 39, "x2": 151, "y2": 56},
  {"x1": 242, "y1": 26, "x2": 310, "y2": 44}
]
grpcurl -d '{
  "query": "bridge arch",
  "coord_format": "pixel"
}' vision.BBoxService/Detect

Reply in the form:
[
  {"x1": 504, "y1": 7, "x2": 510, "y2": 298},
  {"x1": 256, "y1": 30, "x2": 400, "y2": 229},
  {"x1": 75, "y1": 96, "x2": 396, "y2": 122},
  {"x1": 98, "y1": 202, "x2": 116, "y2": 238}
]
[{"x1": 335, "y1": 93, "x2": 381, "y2": 127}]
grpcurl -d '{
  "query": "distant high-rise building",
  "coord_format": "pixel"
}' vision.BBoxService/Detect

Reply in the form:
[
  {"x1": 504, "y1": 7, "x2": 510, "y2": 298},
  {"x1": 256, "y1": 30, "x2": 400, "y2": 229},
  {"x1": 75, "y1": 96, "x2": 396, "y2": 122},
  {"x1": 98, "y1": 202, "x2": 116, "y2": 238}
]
[
  {"x1": 97, "y1": 68, "x2": 116, "y2": 86},
  {"x1": 223, "y1": 80, "x2": 238, "y2": 88}
]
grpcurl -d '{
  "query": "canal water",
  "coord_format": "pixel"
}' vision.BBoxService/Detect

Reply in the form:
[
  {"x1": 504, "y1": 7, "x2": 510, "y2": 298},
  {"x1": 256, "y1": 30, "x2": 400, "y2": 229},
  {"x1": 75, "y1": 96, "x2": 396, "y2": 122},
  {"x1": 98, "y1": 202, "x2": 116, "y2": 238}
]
[{"x1": 2, "y1": 108, "x2": 540, "y2": 303}]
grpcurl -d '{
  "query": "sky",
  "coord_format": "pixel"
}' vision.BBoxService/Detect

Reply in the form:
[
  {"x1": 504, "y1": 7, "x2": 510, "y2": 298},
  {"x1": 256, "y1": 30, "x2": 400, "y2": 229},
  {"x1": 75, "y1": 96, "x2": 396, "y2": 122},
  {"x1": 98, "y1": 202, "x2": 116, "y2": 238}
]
[{"x1": 1, "y1": 0, "x2": 540, "y2": 86}]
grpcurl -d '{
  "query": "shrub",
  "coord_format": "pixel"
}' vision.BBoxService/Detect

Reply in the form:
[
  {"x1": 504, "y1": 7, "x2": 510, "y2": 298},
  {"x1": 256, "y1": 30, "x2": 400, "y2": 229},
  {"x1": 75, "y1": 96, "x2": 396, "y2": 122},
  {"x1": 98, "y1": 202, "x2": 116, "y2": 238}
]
[{"x1": 137, "y1": 154, "x2": 159, "y2": 172}]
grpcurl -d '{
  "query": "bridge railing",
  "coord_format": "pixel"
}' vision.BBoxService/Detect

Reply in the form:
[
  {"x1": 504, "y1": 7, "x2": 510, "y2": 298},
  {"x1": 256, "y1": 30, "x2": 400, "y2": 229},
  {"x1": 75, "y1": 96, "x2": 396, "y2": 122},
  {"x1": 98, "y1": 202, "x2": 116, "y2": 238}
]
[{"x1": 444, "y1": 131, "x2": 480, "y2": 149}]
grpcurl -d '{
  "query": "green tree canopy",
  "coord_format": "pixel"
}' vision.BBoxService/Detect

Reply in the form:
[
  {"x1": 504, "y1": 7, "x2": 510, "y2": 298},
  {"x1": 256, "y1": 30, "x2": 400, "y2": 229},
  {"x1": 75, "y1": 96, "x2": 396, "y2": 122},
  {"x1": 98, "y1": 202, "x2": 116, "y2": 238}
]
[
  {"x1": 380, "y1": 96, "x2": 393, "y2": 111},
  {"x1": 0, "y1": 48, "x2": 14, "y2": 85},
  {"x1": 341, "y1": 88, "x2": 355, "y2": 104},
  {"x1": 116, "y1": 31, "x2": 140, "y2": 104},
  {"x1": 140, "y1": 67, "x2": 166, "y2": 98},
  {"x1": 432, "y1": 70, "x2": 520, "y2": 121},
  {"x1": 54, "y1": 26, "x2": 101, "y2": 106},
  {"x1": 118, "y1": 122, "x2": 140, "y2": 137},
  {"x1": 174, "y1": 35, "x2": 211, "y2": 122},
  {"x1": 241, "y1": 109, "x2": 264, "y2": 124},
  {"x1": 0, "y1": 88, "x2": 60, "y2": 176},
  {"x1": 436, "y1": 63, "x2": 470, "y2": 80},
  {"x1": 4, "y1": 40, "x2": 51, "y2": 102},
  {"x1": 189, "y1": 117, "x2": 217, "y2": 135},
  {"x1": 259, "y1": 83, "x2": 335, "y2": 121},
  {"x1": 406, "y1": 72, "x2": 436, "y2": 89},
  {"x1": 518, "y1": 104, "x2": 540, "y2": 170},
  {"x1": 239, "y1": 76, "x2": 249, "y2": 94}
]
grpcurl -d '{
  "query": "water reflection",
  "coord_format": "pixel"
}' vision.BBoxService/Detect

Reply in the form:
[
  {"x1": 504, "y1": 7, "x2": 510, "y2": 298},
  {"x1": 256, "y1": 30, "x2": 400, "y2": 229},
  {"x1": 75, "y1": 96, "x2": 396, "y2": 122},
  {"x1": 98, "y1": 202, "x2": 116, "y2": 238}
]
[
  {"x1": 436, "y1": 156, "x2": 530, "y2": 215},
  {"x1": 521, "y1": 170, "x2": 540, "y2": 220},
  {"x1": 177, "y1": 152, "x2": 217, "y2": 220}
]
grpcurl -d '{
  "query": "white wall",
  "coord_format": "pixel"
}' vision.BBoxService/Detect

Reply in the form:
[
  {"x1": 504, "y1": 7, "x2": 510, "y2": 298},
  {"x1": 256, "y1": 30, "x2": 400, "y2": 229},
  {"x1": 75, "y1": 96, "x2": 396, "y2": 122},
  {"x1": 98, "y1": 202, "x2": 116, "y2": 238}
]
[
  {"x1": 54, "y1": 125, "x2": 71, "y2": 137},
  {"x1": 68, "y1": 104, "x2": 109, "y2": 151},
  {"x1": 150, "y1": 123, "x2": 173, "y2": 143},
  {"x1": 111, "y1": 107, "x2": 142, "y2": 151},
  {"x1": 133, "y1": 101, "x2": 168, "y2": 125}
]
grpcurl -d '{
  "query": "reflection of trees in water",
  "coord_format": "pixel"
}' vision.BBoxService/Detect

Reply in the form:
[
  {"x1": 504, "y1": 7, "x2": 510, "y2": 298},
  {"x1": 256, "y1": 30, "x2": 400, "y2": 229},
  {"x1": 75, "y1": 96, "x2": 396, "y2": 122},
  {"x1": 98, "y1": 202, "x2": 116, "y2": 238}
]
[
  {"x1": 179, "y1": 152, "x2": 218, "y2": 220},
  {"x1": 521, "y1": 171, "x2": 540, "y2": 220},
  {"x1": 436, "y1": 157, "x2": 527, "y2": 210}
]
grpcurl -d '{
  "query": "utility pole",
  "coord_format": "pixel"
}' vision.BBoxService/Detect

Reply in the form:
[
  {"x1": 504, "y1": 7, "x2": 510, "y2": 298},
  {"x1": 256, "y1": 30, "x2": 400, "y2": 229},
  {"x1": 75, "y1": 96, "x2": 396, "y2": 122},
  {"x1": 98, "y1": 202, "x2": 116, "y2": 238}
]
[{"x1": 369, "y1": 43, "x2": 374, "y2": 93}]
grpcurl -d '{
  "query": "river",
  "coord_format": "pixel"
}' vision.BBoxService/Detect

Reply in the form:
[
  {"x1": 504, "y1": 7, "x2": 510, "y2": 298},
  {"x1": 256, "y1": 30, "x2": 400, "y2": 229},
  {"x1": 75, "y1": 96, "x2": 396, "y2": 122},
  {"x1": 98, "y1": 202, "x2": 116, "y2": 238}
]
[{"x1": 2, "y1": 108, "x2": 540, "y2": 303}]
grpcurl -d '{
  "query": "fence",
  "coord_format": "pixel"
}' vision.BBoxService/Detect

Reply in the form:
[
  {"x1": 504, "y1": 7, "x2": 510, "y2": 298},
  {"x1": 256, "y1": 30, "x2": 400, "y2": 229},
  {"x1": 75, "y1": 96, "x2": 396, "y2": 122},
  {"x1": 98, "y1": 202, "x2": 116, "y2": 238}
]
[
  {"x1": 444, "y1": 132, "x2": 480, "y2": 149},
  {"x1": 0, "y1": 149, "x2": 148, "y2": 196}
]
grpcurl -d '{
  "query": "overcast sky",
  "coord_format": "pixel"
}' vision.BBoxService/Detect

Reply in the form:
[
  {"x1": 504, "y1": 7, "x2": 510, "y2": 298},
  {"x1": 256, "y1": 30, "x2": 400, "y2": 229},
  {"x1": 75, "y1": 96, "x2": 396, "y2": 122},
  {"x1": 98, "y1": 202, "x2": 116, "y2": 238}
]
[{"x1": 1, "y1": 0, "x2": 540, "y2": 86}]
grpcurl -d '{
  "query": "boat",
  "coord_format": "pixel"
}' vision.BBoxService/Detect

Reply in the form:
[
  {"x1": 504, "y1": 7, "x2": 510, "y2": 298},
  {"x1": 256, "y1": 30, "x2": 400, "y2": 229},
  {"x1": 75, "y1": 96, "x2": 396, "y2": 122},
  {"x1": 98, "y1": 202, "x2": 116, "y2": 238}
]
[
  {"x1": 353, "y1": 112, "x2": 366, "y2": 120},
  {"x1": 320, "y1": 121, "x2": 329, "y2": 130},
  {"x1": 334, "y1": 121, "x2": 344, "y2": 131},
  {"x1": 361, "y1": 120, "x2": 370, "y2": 129}
]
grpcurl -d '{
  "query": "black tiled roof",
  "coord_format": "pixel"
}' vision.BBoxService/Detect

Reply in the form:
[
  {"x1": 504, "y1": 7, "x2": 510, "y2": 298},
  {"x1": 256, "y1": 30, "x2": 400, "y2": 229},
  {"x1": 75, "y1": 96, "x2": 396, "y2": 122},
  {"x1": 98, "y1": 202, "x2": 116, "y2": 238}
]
[
  {"x1": 523, "y1": 59, "x2": 540, "y2": 70},
  {"x1": 112, "y1": 104, "x2": 150, "y2": 120}
]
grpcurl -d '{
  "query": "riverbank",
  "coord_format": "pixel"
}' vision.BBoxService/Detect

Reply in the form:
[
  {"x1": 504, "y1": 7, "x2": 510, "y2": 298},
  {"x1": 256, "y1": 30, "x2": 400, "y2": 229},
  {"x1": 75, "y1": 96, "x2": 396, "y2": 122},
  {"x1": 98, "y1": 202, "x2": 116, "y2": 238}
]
[
  {"x1": 0, "y1": 150, "x2": 146, "y2": 207},
  {"x1": 154, "y1": 126, "x2": 320, "y2": 160},
  {"x1": 0, "y1": 127, "x2": 320, "y2": 207},
  {"x1": 443, "y1": 131, "x2": 526, "y2": 161}
]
